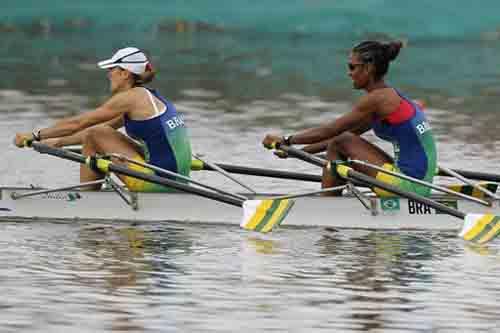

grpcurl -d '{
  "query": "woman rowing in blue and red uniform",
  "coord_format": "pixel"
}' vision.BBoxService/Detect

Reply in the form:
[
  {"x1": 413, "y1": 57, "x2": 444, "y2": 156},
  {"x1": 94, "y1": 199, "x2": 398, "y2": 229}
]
[{"x1": 263, "y1": 40, "x2": 437, "y2": 196}]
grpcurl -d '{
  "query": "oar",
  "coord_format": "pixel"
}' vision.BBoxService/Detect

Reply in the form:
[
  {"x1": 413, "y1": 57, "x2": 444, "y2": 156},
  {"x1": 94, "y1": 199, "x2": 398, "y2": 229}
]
[
  {"x1": 439, "y1": 165, "x2": 500, "y2": 200},
  {"x1": 192, "y1": 153, "x2": 257, "y2": 194},
  {"x1": 104, "y1": 152, "x2": 247, "y2": 201},
  {"x1": 438, "y1": 168, "x2": 500, "y2": 183},
  {"x1": 191, "y1": 159, "x2": 322, "y2": 183},
  {"x1": 30, "y1": 143, "x2": 294, "y2": 233},
  {"x1": 278, "y1": 144, "x2": 500, "y2": 244},
  {"x1": 68, "y1": 146, "x2": 323, "y2": 182},
  {"x1": 318, "y1": 152, "x2": 500, "y2": 183},
  {"x1": 349, "y1": 159, "x2": 491, "y2": 206}
]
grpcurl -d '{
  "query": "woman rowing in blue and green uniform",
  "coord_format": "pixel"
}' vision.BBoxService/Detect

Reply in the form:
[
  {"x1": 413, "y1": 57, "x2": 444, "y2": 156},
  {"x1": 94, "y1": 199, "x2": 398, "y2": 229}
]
[
  {"x1": 14, "y1": 47, "x2": 192, "y2": 191},
  {"x1": 263, "y1": 40, "x2": 437, "y2": 197}
]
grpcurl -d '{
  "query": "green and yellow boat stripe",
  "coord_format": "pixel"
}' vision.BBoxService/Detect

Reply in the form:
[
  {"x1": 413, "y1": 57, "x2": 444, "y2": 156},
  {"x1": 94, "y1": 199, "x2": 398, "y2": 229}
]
[
  {"x1": 462, "y1": 214, "x2": 500, "y2": 243},
  {"x1": 243, "y1": 199, "x2": 294, "y2": 232}
]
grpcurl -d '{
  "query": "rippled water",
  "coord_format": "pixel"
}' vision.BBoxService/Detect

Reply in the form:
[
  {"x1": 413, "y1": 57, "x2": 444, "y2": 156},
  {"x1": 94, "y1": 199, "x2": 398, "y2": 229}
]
[
  {"x1": 1, "y1": 222, "x2": 500, "y2": 332},
  {"x1": 2, "y1": 2, "x2": 500, "y2": 331},
  {"x1": 2, "y1": 84, "x2": 500, "y2": 332}
]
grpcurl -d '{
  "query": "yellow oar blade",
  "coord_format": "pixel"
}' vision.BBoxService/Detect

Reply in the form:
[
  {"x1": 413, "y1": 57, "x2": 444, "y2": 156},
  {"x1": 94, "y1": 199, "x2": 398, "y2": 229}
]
[
  {"x1": 459, "y1": 214, "x2": 500, "y2": 244},
  {"x1": 241, "y1": 199, "x2": 295, "y2": 233}
]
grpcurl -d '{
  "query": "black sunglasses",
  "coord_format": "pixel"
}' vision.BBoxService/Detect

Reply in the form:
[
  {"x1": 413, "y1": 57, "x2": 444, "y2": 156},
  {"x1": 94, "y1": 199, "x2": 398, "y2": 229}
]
[{"x1": 348, "y1": 63, "x2": 364, "y2": 71}]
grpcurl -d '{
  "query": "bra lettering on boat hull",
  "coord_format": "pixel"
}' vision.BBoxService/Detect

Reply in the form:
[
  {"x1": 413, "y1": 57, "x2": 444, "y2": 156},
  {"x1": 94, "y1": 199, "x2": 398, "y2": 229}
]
[
  {"x1": 408, "y1": 199, "x2": 458, "y2": 215},
  {"x1": 408, "y1": 200, "x2": 432, "y2": 215}
]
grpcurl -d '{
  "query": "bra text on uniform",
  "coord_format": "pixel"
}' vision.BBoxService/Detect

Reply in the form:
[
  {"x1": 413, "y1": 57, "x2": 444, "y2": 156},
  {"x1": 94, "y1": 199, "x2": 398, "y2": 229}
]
[
  {"x1": 166, "y1": 116, "x2": 185, "y2": 130},
  {"x1": 416, "y1": 121, "x2": 431, "y2": 135}
]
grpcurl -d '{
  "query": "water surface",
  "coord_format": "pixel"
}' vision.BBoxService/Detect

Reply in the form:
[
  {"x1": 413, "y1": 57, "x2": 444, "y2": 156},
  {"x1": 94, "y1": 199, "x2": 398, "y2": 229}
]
[{"x1": 1, "y1": 2, "x2": 500, "y2": 332}]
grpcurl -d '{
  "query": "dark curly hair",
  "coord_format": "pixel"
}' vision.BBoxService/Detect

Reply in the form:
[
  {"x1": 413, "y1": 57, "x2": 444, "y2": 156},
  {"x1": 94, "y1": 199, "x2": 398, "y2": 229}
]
[{"x1": 352, "y1": 40, "x2": 403, "y2": 80}]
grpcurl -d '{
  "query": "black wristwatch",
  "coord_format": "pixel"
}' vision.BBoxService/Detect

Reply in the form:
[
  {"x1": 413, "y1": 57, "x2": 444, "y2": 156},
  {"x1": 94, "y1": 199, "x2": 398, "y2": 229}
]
[
  {"x1": 282, "y1": 135, "x2": 293, "y2": 146},
  {"x1": 32, "y1": 129, "x2": 42, "y2": 141}
]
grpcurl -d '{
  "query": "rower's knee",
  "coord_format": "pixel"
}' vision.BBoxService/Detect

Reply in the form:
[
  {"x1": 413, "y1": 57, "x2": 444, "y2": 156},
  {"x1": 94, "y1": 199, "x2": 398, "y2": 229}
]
[
  {"x1": 326, "y1": 132, "x2": 355, "y2": 157},
  {"x1": 83, "y1": 125, "x2": 114, "y2": 146}
]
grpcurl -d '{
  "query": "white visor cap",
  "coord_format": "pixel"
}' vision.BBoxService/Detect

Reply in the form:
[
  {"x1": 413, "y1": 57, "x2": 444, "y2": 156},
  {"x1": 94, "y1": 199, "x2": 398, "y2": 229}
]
[{"x1": 97, "y1": 47, "x2": 149, "y2": 74}]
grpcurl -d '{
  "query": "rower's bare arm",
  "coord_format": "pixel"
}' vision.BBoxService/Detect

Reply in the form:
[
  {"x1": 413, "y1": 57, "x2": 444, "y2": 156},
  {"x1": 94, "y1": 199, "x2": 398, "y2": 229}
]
[
  {"x1": 301, "y1": 118, "x2": 372, "y2": 154},
  {"x1": 293, "y1": 110, "x2": 372, "y2": 146},
  {"x1": 351, "y1": 117, "x2": 373, "y2": 135},
  {"x1": 38, "y1": 93, "x2": 131, "y2": 140},
  {"x1": 42, "y1": 117, "x2": 124, "y2": 147}
]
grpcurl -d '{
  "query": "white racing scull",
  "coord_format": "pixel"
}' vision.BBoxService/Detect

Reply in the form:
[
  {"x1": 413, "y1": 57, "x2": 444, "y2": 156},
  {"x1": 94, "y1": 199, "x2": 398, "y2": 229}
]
[{"x1": 3, "y1": 142, "x2": 500, "y2": 243}]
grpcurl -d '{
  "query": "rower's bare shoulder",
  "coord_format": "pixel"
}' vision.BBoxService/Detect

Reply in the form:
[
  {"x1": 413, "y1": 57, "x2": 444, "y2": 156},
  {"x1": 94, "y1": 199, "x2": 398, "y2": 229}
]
[
  {"x1": 356, "y1": 91, "x2": 384, "y2": 112},
  {"x1": 111, "y1": 87, "x2": 146, "y2": 107}
]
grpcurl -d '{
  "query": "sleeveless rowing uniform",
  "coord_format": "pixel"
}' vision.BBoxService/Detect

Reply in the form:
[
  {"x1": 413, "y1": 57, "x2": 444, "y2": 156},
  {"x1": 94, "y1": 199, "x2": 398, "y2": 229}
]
[
  {"x1": 371, "y1": 89, "x2": 437, "y2": 197},
  {"x1": 122, "y1": 87, "x2": 192, "y2": 192}
]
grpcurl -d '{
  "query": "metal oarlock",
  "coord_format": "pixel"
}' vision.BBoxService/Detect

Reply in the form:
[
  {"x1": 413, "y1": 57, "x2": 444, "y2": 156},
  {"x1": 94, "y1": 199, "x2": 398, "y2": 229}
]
[
  {"x1": 104, "y1": 176, "x2": 139, "y2": 210},
  {"x1": 346, "y1": 182, "x2": 378, "y2": 216}
]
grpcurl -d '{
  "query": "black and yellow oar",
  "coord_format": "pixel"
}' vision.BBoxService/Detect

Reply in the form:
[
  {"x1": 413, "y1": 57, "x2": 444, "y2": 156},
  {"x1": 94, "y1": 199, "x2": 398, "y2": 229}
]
[
  {"x1": 318, "y1": 152, "x2": 500, "y2": 183},
  {"x1": 30, "y1": 142, "x2": 293, "y2": 233},
  {"x1": 275, "y1": 144, "x2": 500, "y2": 244},
  {"x1": 68, "y1": 146, "x2": 323, "y2": 182}
]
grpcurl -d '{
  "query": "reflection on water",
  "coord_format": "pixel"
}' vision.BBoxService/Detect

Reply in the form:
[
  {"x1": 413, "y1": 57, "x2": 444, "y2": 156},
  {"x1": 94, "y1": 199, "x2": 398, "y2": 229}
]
[{"x1": 3, "y1": 222, "x2": 499, "y2": 332}]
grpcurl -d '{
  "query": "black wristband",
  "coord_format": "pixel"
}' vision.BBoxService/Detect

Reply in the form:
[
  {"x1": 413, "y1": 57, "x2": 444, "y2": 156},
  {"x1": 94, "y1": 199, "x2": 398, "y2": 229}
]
[{"x1": 283, "y1": 135, "x2": 293, "y2": 146}]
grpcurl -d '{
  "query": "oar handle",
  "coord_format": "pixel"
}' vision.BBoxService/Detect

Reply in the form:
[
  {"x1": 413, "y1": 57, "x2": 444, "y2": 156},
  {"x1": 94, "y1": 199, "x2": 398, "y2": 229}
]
[{"x1": 277, "y1": 144, "x2": 328, "y2": 168}]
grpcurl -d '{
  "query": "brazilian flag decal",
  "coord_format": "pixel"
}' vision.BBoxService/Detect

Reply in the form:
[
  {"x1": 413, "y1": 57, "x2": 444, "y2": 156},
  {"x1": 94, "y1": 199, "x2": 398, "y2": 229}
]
[{"x1": 380, "y1": 198, "x2": 400, "y2": 211}]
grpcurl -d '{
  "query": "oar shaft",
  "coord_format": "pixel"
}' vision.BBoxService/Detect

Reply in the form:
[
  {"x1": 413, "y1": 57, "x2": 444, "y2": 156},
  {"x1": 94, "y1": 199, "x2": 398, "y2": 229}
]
[
  {"x1": 350, "y1": 159, "x2": 490, "y2": 206},
  {"x1": 193, "y1": 154, "x2": 256, "y2": 194},
  {"x1": 439, "y1": 165, "x2": 500, "y2": 200},
  {"x1": 198, "y1": 163, "x2": 323, "y2": 183},
  {"x1": 281, "y1": 145, "x2": 466, "y2": 219},
  {"x1": 261, "y1": 185, "x2": 347, "y2": 200},
  {"x1": 344, "y1": 168, "x2": 466, "y2": 219},
  {"x1": 438, "y1": 168, "x2": 500, "y2": 183},
  {"x1": 32, "y1": 143, "x2": 243, "y2": 207},
  {"x1": 108, "y1": 153, "x2": 247, "y2": 201}
]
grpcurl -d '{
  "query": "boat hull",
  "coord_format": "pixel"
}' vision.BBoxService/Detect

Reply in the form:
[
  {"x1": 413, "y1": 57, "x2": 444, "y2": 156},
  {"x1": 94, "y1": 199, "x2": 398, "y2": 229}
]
[{"x1": 1, "y1": 187, "x2": 498, "y2": 230}]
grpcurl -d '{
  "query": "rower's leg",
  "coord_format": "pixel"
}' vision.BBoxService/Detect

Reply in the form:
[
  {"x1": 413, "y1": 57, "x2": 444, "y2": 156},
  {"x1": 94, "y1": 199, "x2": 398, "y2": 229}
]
[
  {"x1": 81, "y1": 125, "x2": 142, "y2": 190},
  {"x1": 322, "y1": 132, "x2": 393, "y2": 196}
]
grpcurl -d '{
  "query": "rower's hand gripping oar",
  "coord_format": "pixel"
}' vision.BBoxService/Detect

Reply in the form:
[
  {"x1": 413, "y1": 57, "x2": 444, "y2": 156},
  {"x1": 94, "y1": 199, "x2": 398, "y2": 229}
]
[
  {"x1": 274, "y1": 144, "x2": 500, "y2": 244},
  {"x1": 30, "y1": 143, "x2": 293, "y2": 233}
]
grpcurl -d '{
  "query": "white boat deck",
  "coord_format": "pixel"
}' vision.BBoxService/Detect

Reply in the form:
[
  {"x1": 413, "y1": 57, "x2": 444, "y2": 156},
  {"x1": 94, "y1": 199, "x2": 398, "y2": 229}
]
[{"x1": 1, "y1": 187, "x2": 498, "y2": 230}]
